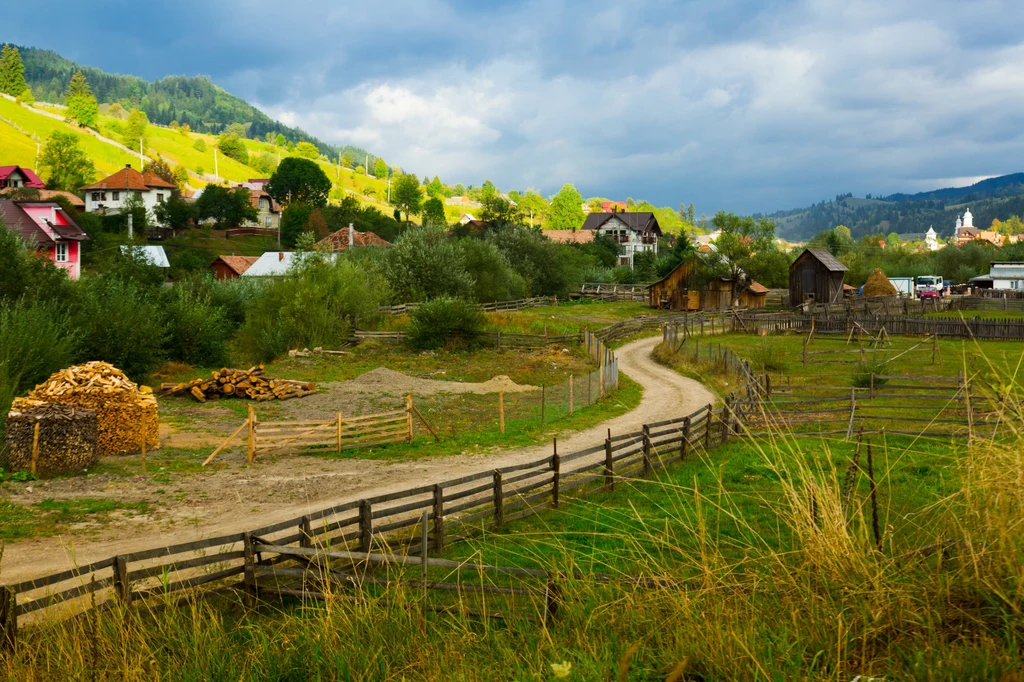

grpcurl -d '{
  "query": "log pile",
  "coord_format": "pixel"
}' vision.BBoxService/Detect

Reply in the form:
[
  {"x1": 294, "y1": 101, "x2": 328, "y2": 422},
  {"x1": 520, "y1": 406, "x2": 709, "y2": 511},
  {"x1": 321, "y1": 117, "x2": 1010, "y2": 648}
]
[
  {"x1": 21, "y1": 361, "x2": 158, "y2": 457},
  {"x1": 159, "y1": 366, "x2": 315, "y2": 402},
  {"x1": 5, "y1": 402, "x2": 99, "y2": 476}
]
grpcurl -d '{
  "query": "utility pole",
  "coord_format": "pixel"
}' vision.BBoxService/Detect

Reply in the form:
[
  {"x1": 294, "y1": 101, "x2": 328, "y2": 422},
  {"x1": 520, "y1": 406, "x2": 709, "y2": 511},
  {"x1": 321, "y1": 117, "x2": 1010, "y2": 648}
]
[
  {"x1": 139, "y1": 139, "x2": 144, "y2": 168},
  {"x1": 365, "y1": 155, "x2": 369, "y2": 174},
  {"x1": 35, "y1": 142, "x2": 40, "y2": 168}
]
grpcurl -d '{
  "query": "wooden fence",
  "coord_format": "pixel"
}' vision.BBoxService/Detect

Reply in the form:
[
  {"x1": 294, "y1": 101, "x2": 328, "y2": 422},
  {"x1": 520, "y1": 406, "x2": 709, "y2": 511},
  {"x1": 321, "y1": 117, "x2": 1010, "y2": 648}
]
[
  {"x1": 803, "y1": 295, "x2": 960, "y2": 318},
  {"x1": 576, "y1": 283, "x2": 649, "y2": 302},
  {"x1": 352, "y1": 329, "x2": 583, "y2": 348},
  {"x1": 224, "y1": 227, "x2": 278, "y2": 238},
  {"x1": 372, "y1": 297, "x2": 557, "y2": 317},
  {"x1": 735, "y1": 311, "x2": 1024, "y2": 341},
  {"x1": 1, "y1": 397, "x2": 729, "y2": 644}
]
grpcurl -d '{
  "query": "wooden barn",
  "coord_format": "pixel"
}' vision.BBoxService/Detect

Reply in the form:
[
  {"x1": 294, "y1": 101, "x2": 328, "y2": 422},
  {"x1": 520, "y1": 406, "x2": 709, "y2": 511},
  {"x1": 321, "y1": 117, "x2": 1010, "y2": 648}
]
[
  {"x1": 789, "y1": 248, "x2": 847, "y2": 306},
  {"x1": 648, "y1": 257, "x2": 768, "y2": 311}
]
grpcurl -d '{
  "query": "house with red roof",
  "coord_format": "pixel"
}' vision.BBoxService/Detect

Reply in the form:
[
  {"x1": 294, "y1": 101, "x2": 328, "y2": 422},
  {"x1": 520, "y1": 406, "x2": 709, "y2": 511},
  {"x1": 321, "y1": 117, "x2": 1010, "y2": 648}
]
[
  {"x1": 210, "y1": 255, "x2": 260, "y2": 280},
  {"x1": 0, "y1": 166, "x2": 45, "y2": 189},
  {"x1": 315, "y1": 226, "x2": 392, "y2": 251},
  {"x1": 0, "y1": 200, "x2": 90, "y2": 279},
  {"x1": 80, "y1": 164, "x2": 177, "y2": 219}
]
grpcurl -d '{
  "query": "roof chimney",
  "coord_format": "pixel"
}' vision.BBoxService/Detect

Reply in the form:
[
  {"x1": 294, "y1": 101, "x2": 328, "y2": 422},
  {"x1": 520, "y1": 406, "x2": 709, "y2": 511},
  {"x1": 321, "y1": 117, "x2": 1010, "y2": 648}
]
[
  {"x1": 125, "y1": 163, "x2": 132, "y2": 169},
  {"x1": 348, "y1": 223, "x2": 354, "y2": 248},
  {"x1": 278, "y1": 252, "x2": 284, "y2": 261}
]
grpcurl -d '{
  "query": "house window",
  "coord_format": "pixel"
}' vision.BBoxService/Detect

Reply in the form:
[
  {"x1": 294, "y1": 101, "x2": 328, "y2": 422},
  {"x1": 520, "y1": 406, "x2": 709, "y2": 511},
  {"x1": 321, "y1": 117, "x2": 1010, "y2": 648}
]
[
  {"x1": 265, "y1": 216, "x2": 272, "y2": 227},
  {"x1": 112, "y1": 191, "x2": 120, "y2": 201},
  {"x1": 92, "y1": 192, "x2": 101, "y2": 201},
  {"x1": 157, "y1": 193, "x2": 164, "y2": 203},
  {"x1": 260, "y1": 199, "x2": 269, "y2": 209},
  {"x1": 55, "y1": 243, "x2": 68, "y2": 263}
]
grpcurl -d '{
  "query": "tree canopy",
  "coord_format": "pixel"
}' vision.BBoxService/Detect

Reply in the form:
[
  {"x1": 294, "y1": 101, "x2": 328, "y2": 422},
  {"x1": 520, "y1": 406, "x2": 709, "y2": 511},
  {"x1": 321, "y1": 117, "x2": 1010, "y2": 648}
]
[
  {"x1": 122, "y1": 108, "x2": 149, "y2": 150},
  {"x1": 0, "y1": 44, "x2": 27, "y2": 97},
  {"x1": 38, "y1": 131, "x2": 96, "y2": 191},
  {"x1": 295, "y1": 142, "x2": 319, "y2": 160},
  {"x1": 195, "y1": 185, "x2": 258, "y2": 229},
  {"x1": 64, "y1": 71, "x2": 98, "y2": 128},
  {"x1": 373, "y1": 158, "x2": 388, "y2": 179},
  {"x1": 266, "y1": 158, "x2": 331, "y2": 208},
  {"x1": 548, "y1": 184, "x2": 585, "y2": 231},
  {"x1": 391, "y1": 173, "x2": 423, "y2": 223}
]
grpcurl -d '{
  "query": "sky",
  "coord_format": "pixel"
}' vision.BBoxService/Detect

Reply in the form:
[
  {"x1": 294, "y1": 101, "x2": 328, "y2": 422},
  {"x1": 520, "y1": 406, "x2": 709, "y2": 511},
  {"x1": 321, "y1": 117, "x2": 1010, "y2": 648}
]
[{"x1": 7, "y1": 0, "x2": 1024, "y2": 215}]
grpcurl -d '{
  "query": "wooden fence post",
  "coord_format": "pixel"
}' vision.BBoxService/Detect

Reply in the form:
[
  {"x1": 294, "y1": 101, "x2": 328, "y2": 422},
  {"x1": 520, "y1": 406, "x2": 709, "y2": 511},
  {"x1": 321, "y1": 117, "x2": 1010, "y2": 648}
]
[
  {"x1": 720, "y1": 402, "x2": 730, "y2": 444},
  {"x1": 680, "y1": 417, "x2": 690, "y2": 461},
  {"x1": 604, "y1": 429, "x2": 614, "y2": 490},
  {"x1": 112, "y1": 555, "x2": 131, "y2": 605},
  {"x1": 300, "y1": 515, "x2": 312, "y2": 550},
  {"x1": 359, "y1": 500, "x2": 372, "y2": 553},
  {"x1": 30, "y1": 422, "x2": 39, "y2": 478},
  {"x1": 140, "y1": 429, "x2": 146, "y2": 474},
  {"x1": 432, "y1": 485, "x2": 444, "y2": 552},
  {"x1": 242, "y1": 532, "x2": 257, "y2": 608},
  {"x1": 569, "y1": 376, "x2": 574, "y2": 415},
  {"x1": 406, "y1": 395, "x2": 414, "y2": 443},
  {"x1": 246, "y1": 404, "x2": 255, "y2": 463},
  {"x1": 705, "y1": 403, "x2": 713, "y2": 451},
  {"x1": 600, "y1": 344, "x2": 606, "y2": 395},
  {"x1": 499, "y1": 392, "x2": 505, "y2": 433},
  {"x1": 493, "y1": 470, "x2": 504, "y2": 527},
  {"x1": 336, "y1": 412, "x2": 343, "y2": 453},
  {"x1": 0, "y1": 586, "x2": 15, "y2": 655},
  {"x1": 551, "y1": 438, "x2": 560, "y2": 508},
  {"x1": 642, "y1": 425, "x2": 652, "y2": 475},
  {"x1": 545, "y1": 575, "x2": 560, "y2": 626}
]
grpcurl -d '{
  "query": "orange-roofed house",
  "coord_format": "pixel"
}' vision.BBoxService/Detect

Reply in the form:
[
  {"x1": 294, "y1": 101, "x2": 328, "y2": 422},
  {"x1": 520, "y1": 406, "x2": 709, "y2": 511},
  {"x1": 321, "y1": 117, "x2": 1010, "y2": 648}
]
[
  {"x1": 315, "y1": 226, "x2": 392, "y2": 252},
  {"x1": 210, "y1": 255, "x2": 261, "y2": 280},
  {"x1": 80, "y1": 164, "x2": 177, "y2": 218}
]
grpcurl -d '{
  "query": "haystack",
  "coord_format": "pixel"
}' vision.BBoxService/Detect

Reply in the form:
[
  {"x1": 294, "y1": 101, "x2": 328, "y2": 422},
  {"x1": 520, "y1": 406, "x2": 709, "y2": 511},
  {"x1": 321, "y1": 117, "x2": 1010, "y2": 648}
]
[
  {"x1": 5, "y1": 403, "x2": 98, "y2": 476},
  {"x1": 862, "y1": 268, "x2": 898, "y2": 297},
  {"x1": 22, "y1": 361, "x2": 159, "y2": 456}
]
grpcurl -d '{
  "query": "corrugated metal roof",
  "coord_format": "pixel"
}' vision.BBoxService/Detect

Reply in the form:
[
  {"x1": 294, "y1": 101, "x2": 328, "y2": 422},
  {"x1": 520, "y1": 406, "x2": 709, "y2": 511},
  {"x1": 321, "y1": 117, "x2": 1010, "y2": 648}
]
[
  {"x1": 803, "y1": 247, "x2": 848, "y2": 272},
  {"x1": 120, "y1": 245, "x2": 170, "y2": 268},
  {"x1": 242, "y1": 251, "x2": 338, "y2": 276},
  {"x1": 990, "y1": 263, "x2": 1024, "y2": 278}
]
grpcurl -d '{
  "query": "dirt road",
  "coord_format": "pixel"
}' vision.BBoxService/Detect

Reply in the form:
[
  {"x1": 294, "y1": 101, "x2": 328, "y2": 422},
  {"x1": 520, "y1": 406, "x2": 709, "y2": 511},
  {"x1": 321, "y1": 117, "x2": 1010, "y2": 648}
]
[{"x1": 1, "y1": 336, "x2": 716, "y2": 582}]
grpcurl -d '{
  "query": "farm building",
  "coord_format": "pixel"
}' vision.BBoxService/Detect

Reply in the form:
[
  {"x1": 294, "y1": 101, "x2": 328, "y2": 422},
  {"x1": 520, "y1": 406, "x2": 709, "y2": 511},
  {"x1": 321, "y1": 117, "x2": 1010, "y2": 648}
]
[
  {"x1": 789, "y1": 248, "x2": 847, "y2": 306},
  {"x1": 648, "y1": 257, "x2": 767, "y2": 311},
  {"x1": 315, "y1": 226, "x2": 392, "y2": 252},
  {"x1": 580, "y1": 212, "x2": 661, "y2": 267},
  {"x1": 210, "y1": 255, "x2": 260, "y2": 280}
]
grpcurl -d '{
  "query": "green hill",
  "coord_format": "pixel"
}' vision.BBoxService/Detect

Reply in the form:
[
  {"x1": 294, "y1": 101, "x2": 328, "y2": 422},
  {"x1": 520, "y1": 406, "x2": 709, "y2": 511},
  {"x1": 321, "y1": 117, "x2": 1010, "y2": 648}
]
[{"x1": 16, "y1": 45, "x2": 373, "y2": 163}]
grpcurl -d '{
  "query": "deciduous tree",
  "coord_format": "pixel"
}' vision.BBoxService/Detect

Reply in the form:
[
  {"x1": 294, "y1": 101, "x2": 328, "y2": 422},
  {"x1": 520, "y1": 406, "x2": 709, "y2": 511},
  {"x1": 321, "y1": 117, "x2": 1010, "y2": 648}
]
[
  {"x1": 421, "y1": 197, "x2": 446, "y2": 228},
  {"x1": 548, "y1": 184, "x2": 585, "y2": 231},
  {"x1": 391, "y1": 173, "x2": 423, "y2": 223},
  {"x1": 266, "y1": 158, "x2": 332, "y2": 207},
  {"x1": 295, "y1": 141, "x2": 319, "y2": 160},
  {"x1": 195, "y1": 184, "x2": 258, "y2": 228},
  {"x1": 373, "y1": 157, "x2": 388, "y2": 179},
  {"x1": 122, "y1": 109, "x2": 149, "y2": 149},
  {"x1": 38, "y1": 131, "x2": 96, "y2": 191}
]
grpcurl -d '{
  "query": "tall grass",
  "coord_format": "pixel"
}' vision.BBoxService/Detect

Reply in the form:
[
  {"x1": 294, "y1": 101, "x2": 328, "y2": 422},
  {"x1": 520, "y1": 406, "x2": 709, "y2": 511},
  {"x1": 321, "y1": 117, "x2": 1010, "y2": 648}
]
[{"x1": 6, "y1": 350, "x2": 1024, "y2": 679}]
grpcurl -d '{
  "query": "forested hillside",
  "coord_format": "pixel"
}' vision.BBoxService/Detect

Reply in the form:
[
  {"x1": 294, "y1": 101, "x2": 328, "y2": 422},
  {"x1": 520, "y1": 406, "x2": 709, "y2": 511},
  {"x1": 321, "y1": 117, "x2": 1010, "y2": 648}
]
[
  {"x1": 16, "y1": 45, "x2": 371, "y2": 161},
  {"x1": 766, "y1": 174, "x2": 1024, "y2": 240}
]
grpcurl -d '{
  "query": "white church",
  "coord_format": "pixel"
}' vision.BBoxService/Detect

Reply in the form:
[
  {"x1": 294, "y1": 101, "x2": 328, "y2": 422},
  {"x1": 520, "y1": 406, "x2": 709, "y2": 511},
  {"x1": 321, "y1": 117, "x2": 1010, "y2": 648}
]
[{"x1": 953, "y1": 208, "x2": 979, "y2": 243}]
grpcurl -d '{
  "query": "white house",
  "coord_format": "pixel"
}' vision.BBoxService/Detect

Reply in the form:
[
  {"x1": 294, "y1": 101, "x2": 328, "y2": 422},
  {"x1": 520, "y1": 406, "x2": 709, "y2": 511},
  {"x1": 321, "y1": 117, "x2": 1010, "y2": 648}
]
[
  {"x1": 81, "y1": 164, "x2": 177, "y2": 218},
  {"x1": 579, "y1": 212, "x2": 661, "y2": 266},
  {"x1": 988, "y1": 262, "x2": 1024, "y2": 290},
  {"x1": 119, "y1": 244, "x2": 170, "y2": 268},
  {"x1": 242, "y1": 251, "x2": 338, "y2": 277}
]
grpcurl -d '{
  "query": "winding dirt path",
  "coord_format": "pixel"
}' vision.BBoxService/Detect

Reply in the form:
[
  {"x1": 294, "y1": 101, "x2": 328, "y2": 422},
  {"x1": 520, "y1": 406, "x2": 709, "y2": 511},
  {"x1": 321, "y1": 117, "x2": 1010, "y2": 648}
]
[{"x1": 1, "y1": 336, "x2": 715, "y2": 583}]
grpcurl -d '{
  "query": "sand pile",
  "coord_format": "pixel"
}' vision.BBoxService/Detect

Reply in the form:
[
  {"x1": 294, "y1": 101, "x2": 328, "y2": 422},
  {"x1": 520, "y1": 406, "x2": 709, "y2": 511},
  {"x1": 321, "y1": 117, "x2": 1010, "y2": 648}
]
[
  {"x1": 336, "y1": 368, "x2": 537, "y2": 396},
  {"x1": 862, "y1": 268, "x2": 898, "y2": 297}
]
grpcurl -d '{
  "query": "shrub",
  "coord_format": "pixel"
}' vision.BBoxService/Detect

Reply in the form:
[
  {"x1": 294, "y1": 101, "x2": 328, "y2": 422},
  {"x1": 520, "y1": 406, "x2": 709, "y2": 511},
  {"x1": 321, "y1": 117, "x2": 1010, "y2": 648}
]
[
  {"x1": 72, "y1": 277, "x2": 168, "y2": 379},
  {"x1": 458, "y1": 238, "x2": 526, "y2": 302},
  {"x1": 852, "y1": 360, "x2": 890, "y2": 389},
  {"x1": 233, "y1": 258, "x2": 385, "y2": 363},
  {"x1": 749, "y1": 336, "x2": 786, "y2": 372},
  {"x1": 407, "y1": 297, "x2": 484, "y2": 350},
  {"x1": 162, "y1": 286, "x2": 231, "y2": 367},
  {"x1": 0, "y1": 300, "x2": 78, "y2": 439},
  {"x1": 486, "y1": 226, "x2": 588, "y2": 297},
  {"x1": 385, "y1": 228, "x2": 474, "y2": 302},
  {"x1": 0, "y1": 223, "x2": 74, "y2": 305}
]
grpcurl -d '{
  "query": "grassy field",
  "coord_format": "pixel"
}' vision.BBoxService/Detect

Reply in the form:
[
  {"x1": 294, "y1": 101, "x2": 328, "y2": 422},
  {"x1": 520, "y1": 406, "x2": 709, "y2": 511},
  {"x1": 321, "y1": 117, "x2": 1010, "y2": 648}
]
[{"x1": 0, "y1": 497, "x2": 151, "y2": 541}]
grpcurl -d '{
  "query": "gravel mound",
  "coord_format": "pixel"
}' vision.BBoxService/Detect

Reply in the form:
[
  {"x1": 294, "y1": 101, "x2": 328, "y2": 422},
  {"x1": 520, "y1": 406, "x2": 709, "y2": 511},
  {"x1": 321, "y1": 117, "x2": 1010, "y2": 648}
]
[{"x1": 336, "y1": 368, "x2": 538, "y2": 395}]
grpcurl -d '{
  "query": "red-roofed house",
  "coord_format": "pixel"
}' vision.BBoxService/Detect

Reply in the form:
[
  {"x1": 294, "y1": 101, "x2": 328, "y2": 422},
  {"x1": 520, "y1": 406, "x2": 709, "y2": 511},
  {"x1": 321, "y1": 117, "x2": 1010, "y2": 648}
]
[
  {"x1": 210, "y1": 255, "x2": 260, "y2": 280},
  {"x1": 80, "y1": 164, "x2": 177, "y2": 217},
  {"x1": 0, "y1": 200, "x2": 90, "y2": 279},
  {"x1": 315, "y1": 226, "x2": 392, "y2": 251},
  {"x1": 0, "y1": 166, "x2": 45, "y2": 189}
]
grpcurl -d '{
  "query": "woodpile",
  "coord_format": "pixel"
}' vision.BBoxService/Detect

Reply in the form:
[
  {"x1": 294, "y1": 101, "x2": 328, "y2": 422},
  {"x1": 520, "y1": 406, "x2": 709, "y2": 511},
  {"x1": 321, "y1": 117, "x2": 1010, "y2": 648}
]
[
  {"x1": 5, "y1": 402, "x2": 98, "y2": 476},
  {"x1": 159, "y1": 366, "x2": 315, "y2": 402},
  {"x1": 21, "y1": 361, "x2": 158, "y2": 457}
]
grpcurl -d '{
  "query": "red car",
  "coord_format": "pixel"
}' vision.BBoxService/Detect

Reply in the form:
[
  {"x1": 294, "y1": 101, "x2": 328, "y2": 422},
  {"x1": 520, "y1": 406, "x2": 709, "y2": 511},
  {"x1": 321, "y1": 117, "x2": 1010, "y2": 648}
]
[{"x1": 919, "y1": 286, "x2": 939, "y2": 300}]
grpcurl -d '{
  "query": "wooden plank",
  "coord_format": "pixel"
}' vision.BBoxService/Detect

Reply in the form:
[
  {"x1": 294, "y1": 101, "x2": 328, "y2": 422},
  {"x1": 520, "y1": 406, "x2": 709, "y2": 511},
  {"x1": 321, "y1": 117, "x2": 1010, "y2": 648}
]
[
  {"x1": 128, "y1": 550, "x2": 245, "y2": 581},
  {"x1": 131, "y1": 565, "x2": 245, "y2": 601},
  {"x1": 8, "y1": 557, "x2": 116, "y2": 594},
  {"x1": 16, "y1": 576, "x2": 115, "y2": 616},
  {"x1": 124, "y1": 533, "x2": 246, "y2": 563}
]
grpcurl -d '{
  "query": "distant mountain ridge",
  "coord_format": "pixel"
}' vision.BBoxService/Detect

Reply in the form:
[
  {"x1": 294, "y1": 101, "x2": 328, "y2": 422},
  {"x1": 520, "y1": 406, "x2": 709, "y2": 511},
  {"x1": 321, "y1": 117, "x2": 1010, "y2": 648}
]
[
  {"x1": 764, "y1": 173, "x2": 1024, "y2": 241},
  {"x1": 14, "y1": 45, "x2": 373, "y2": 164}
]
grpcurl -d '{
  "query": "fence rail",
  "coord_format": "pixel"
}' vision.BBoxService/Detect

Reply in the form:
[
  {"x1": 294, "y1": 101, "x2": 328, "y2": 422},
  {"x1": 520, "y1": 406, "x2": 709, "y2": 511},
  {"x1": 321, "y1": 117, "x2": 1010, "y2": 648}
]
[
  {"x1": 372, "y1": 297, "x2": 557, "y2": 317},
  {"x1": 735, "y1": 310, "x2": 1024, "y2": 341}
]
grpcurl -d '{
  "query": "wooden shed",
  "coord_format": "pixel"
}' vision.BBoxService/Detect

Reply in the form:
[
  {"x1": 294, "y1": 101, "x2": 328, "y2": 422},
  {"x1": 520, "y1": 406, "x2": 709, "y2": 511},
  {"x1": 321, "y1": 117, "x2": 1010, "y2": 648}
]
[
  {"x1": 789, "y1": 248, "x2": 847, "y2": 306},
  {"x1": 210, "y1": 255, "x2": 259, "y2": 281},
  {"x1": 648, "y1": 257, "x2": 766, "y2": 311}
]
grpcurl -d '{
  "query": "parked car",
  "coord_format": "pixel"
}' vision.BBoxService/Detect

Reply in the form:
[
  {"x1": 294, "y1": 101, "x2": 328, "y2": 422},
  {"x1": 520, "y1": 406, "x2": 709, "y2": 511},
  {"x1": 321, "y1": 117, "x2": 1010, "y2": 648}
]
[{"x1": 919, "y1": 286, "x2": 940, "y2": 300}]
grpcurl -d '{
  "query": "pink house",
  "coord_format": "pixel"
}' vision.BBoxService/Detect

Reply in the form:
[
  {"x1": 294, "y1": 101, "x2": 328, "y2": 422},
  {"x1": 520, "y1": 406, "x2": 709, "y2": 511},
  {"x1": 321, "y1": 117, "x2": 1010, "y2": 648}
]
[
  {"x1": 0, "y1": 166, "x2": 45, "y2": 189},
  {"x1": 0, "y1": 200, "x2": 90, "y2": 280}
]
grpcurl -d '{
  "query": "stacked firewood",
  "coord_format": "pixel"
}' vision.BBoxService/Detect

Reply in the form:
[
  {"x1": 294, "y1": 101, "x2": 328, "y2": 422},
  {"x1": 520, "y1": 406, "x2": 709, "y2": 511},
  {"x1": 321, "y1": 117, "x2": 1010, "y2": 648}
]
[
  {"x1": 23, "y1": 361, "x2": 159, "y2": 457},
  {"x1": 5, "y1": 402, "x2": 98, "y2": 476},
  {"x1": 159, "y1": 366, "x2": 315, "y2": 402}
]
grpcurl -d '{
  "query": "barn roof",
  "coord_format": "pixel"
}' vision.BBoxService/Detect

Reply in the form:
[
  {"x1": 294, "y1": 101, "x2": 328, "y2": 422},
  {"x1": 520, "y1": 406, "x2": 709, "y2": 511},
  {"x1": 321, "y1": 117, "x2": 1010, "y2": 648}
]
[
  {"x1": 746, "y1": 281, "x2": 768, "y2": 294},
  {"x1": 211, "y1": 255, "x2": 260, "y2": 275},
  {"x1": 797, "y1": 247, "x2": 848, "y2": 272}
]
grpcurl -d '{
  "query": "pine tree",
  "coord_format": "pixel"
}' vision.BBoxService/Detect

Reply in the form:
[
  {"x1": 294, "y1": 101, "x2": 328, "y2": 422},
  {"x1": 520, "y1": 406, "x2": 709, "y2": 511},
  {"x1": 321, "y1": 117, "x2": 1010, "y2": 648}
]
[
  {"x1": 0, "y1": 44, "x2": 28, "y2": 97},
  {"x1": 65, "y1": 71, "x2": 99, "y2": 128}
]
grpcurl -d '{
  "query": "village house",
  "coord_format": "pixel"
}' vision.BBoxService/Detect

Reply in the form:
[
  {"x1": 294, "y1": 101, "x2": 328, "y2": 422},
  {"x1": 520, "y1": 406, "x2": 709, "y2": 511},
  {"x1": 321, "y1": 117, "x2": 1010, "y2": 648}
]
[
  {"x1": 648, "y1": 255, "x2": 767, "y2": 311},
  {"x1": 0, "y1": 199, "x2": 90, "y2": 279},
  {"x1": 210, "y1": 255, "x2": 260, "y2": 280},
  {"x1": 952, "y1": 208, "x2": 1003, "y2": 246},
  {"x1": 0, "y1": 165, "x2": 45, "y2": 189},
  {"x1": 789, "y1": 247, "x2": 847, "y2": 306},
  {"x1": 973, "y1": 262, "x2": 1024, "y2": 291},
  {"x1": 580, "y1": 211, "x2": 661, "y2": 266},
  {"x1": 80, "y1": 164, "x2": 177, "y2": 217}
]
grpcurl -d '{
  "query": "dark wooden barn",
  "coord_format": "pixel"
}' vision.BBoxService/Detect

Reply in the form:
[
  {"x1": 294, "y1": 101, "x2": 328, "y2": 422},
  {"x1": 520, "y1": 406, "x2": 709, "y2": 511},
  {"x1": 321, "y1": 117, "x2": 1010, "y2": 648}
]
[
  {"x1": 789, "y1": 248, "x2": 848, "y2": 306},
  {"x1": 648, "y1": 257, "x2": 767, "y2": 311}
]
